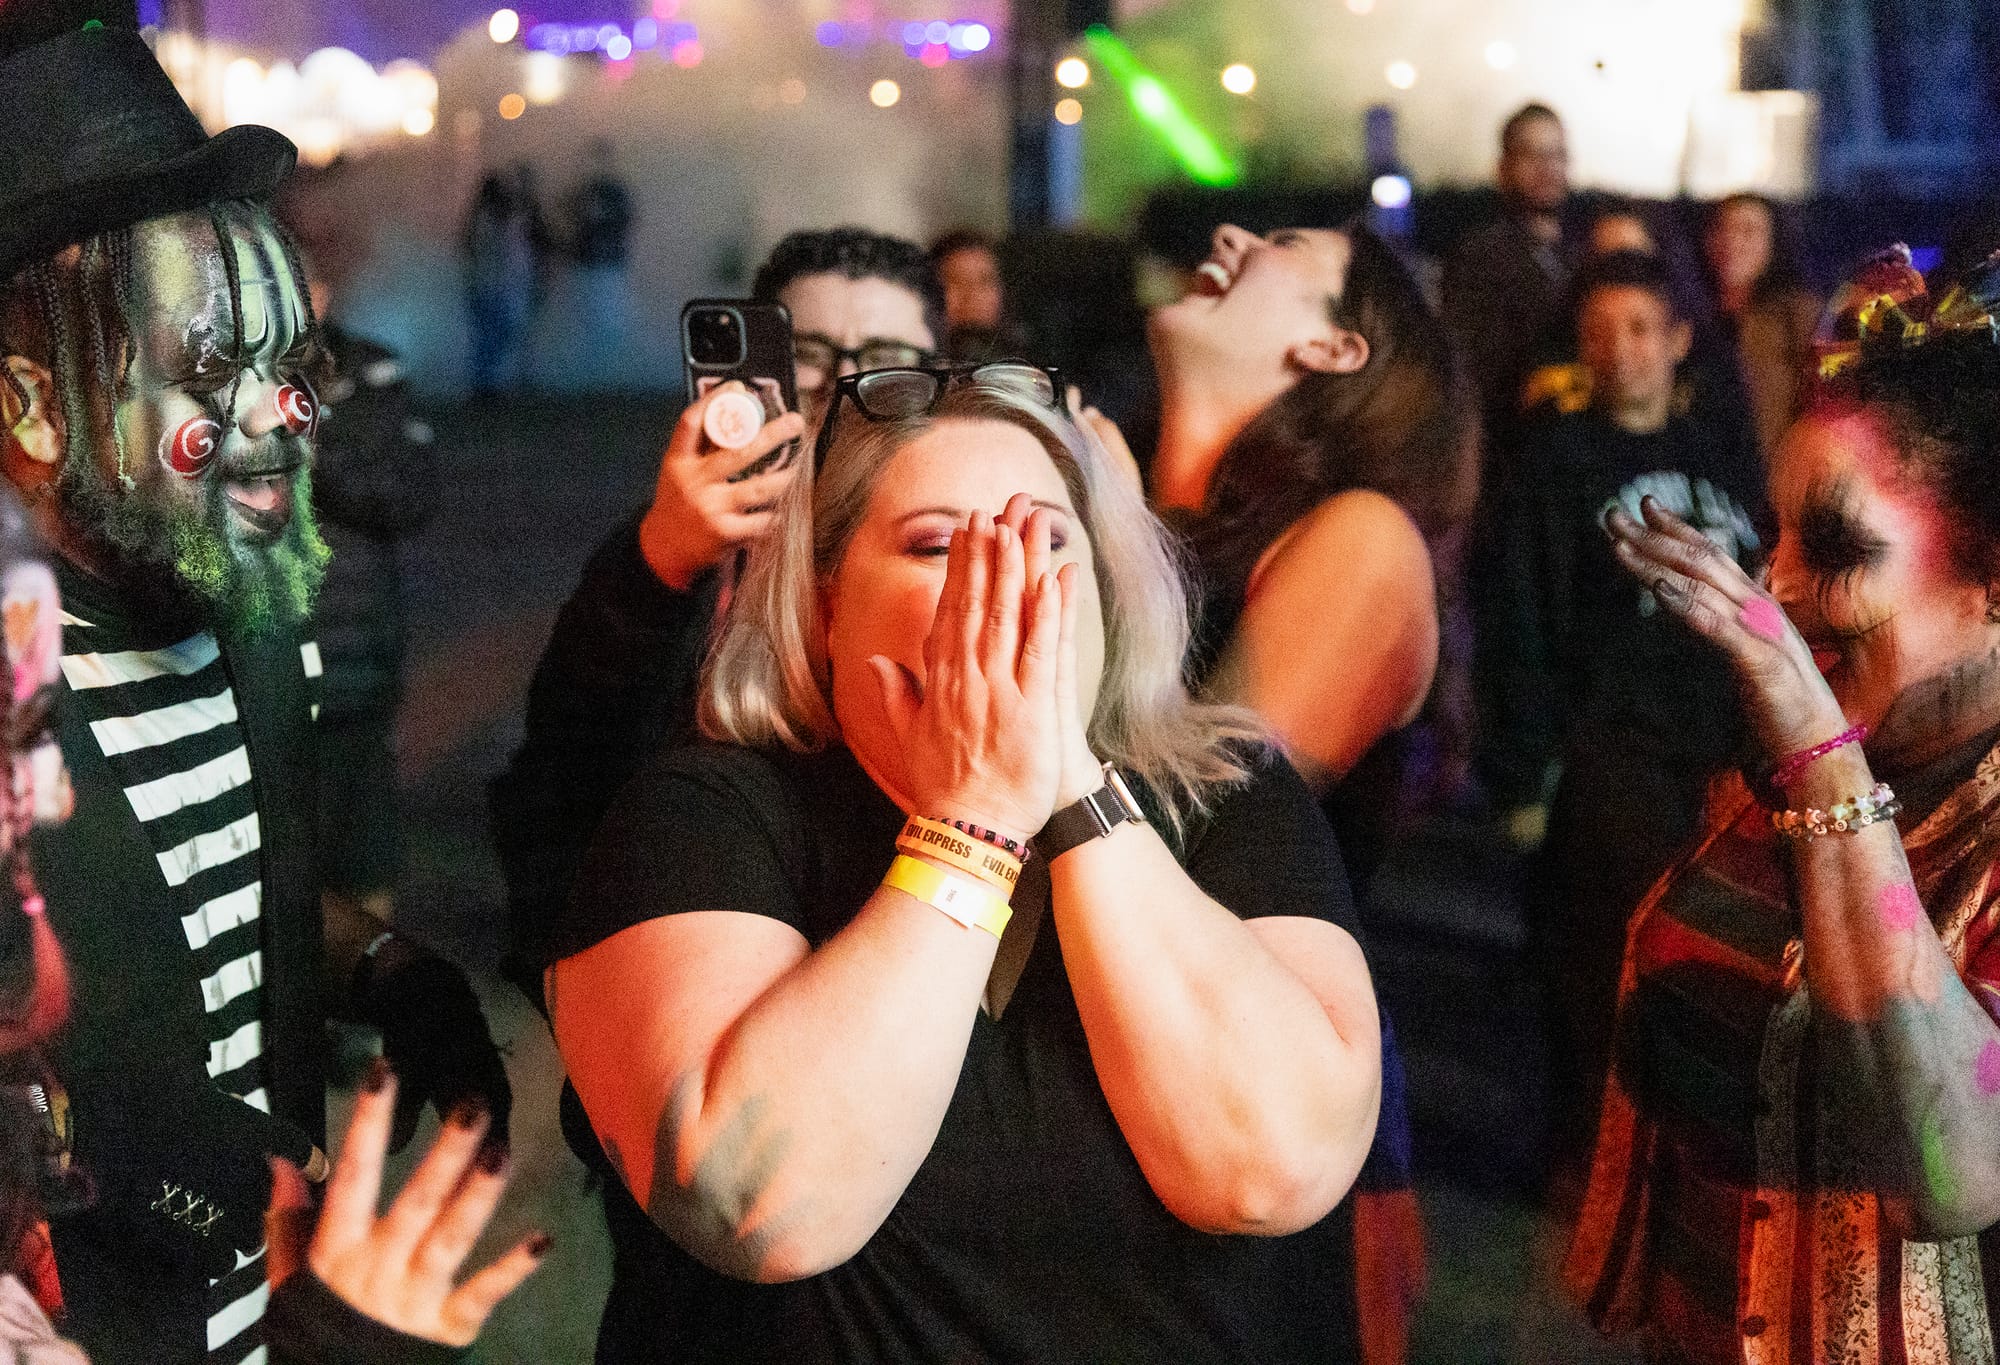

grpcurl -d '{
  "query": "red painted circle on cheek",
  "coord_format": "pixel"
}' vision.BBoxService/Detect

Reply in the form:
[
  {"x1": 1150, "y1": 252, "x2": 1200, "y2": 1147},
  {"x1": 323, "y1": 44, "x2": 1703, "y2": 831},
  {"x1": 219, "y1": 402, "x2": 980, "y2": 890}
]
[
  {"x1": 275, "y1": 380, "x2": 318, "y2": 437},
  {"x1": 1739, "y1": 596, "x2": 1788, "y2": 643},
  {"x1": 160, "y1": 416, "x2": 223, "y2": 477}
]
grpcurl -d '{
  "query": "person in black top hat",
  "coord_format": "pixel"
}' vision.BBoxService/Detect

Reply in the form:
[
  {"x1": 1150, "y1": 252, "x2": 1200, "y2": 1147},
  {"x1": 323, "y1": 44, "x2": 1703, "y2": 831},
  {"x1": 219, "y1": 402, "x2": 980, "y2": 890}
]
[{"x1": 0, "y1": 6, "x2": 511, "y2": 1361}]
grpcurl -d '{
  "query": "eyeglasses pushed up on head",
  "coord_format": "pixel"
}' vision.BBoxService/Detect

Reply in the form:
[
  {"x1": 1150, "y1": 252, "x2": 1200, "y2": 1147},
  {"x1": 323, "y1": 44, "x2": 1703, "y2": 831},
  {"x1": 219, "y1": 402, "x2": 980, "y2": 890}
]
[{"x1": 813, "y1": 362, "x2": 1063, "y2": 470}]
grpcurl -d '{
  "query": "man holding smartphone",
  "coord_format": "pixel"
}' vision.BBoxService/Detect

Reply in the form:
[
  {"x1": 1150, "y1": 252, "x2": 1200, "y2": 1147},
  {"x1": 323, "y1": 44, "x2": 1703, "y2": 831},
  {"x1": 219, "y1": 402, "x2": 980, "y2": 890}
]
[{"x1": 491, "y1": 227, "x2": 942, "y2": 995}]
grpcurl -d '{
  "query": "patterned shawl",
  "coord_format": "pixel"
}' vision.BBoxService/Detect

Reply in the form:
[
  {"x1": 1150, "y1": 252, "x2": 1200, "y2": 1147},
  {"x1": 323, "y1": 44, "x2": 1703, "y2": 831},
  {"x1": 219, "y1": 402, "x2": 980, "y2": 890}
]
[{"x1": 1567, "y1": 739, "x2": 2000, "y2": 1363}]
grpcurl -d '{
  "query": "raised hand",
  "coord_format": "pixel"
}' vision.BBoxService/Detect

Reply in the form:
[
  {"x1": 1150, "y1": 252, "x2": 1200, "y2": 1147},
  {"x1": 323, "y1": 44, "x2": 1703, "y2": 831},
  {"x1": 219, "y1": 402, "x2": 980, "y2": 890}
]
[
  {"x1": 266, "y1": 1058, "x2": 549, "y2": 1349},
  {"x1": 1605, "y1": 495, "x2": 1847, "y2": 758},
  {"x1": 864, "y1": 494, "x2": 1069, "y2": 843},
  {"x1": 639, "y1": 383, "x2": 806, "y2": 590}
]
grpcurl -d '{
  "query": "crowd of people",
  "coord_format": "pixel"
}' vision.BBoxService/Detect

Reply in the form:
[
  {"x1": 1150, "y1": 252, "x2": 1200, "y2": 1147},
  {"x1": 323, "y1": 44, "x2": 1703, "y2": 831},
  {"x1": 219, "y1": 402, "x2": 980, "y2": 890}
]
[{"x1": 9, "y1": 3, "x2": 2000, "y2": 1364}]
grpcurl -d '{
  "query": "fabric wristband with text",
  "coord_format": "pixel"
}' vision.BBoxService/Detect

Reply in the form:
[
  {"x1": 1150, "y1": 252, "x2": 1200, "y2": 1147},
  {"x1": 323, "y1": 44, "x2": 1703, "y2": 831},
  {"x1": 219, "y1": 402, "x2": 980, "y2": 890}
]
[
  {"x1": 882, "y1": 854, "x2": 1013, "y2": 939},
  {"x1": 896, "y1": 816, "x2": 1022, "y2": 892}
]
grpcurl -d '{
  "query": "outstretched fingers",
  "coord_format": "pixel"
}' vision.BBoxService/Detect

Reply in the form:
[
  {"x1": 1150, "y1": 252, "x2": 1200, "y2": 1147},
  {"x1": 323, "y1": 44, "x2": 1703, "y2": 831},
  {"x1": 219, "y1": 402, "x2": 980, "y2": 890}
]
[
  {"x1": 317, "y1": 1058, "x2": 395, "y2": 1256},
  {"x1": 1606, "y1": 499, "x2": 1752, "y2": 602},
  {"x1": 440, "y1": 1234, "x2": 553, "y2": 1345}
]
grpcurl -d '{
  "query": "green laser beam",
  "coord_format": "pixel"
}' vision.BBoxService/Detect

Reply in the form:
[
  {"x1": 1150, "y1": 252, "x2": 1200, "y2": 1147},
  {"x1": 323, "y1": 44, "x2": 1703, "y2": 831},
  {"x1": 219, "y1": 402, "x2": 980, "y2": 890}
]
[{"x1": 1081, "y1": 25, "x2": 1240, "y2": 187}]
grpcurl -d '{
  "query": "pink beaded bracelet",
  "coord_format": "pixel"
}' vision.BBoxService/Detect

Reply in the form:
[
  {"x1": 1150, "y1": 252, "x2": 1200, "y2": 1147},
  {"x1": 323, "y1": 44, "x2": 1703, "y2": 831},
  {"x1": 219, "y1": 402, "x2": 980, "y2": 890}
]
[{"x1": 1771, "y1": 723, "x2": 1869, "y2": 790}]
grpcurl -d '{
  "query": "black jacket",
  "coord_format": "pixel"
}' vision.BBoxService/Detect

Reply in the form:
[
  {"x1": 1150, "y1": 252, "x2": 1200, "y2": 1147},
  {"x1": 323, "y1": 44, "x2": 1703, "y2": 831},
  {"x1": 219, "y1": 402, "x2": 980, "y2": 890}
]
[
  {"x1": 489, "y1": 514, "x2": 721, "y2": 995},
  {"x1": 37, "y1": 566, "x2": 323, "y2": 1364}
]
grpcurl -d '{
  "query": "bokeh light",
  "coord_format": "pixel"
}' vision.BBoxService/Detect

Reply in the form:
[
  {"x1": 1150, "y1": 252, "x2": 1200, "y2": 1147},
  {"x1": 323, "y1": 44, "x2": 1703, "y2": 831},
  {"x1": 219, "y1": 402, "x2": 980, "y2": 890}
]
[
  {"x1": 497, "y1": 91, "x2": 526, "y2": 119},
  {"x1": 524, "y1": 50, "x2": 564, "y2": 104},
  {"x1": 1055, "y1": 57, "x2": 1090, "y2": 89},
  {"x1": 870, "y1": 78, "x2": 901, "y2": 108},
  {"x1": 605, "y1": 33, "x2": 633, "y2": 60},
  {"x1": 1346, "y1": 0, "x2": 1375, "y2": 12},
  {"x1": 487, "y1": 8, "x2": 519, "y2": 43},
  {"x1": 1484, "y1": 39, "x2": 1517, "y2": 70},
  {"x1": 1385, "y1": 59, "x2": 1417, "y2": 89},
  {"x1": 671, "y1": 39, "x2": 703, "y2": 67},
  {"x1": 779, "y1": 77, "x2": 807, "y2": 105},
  {"x1": 402, "y1": 106, "x2": 435, "y2": 136},
  {"x1": 1054, "y1": 97, "x2": 1083, "y2": 125},
  {"x1": 958, "y1": 23, "x2": 991, "y2": 53},
  {"x1": 1370, "y1": 173, "x2": 1413, "y2": 209},
  {"x1": 1220, "y1": 63, "x2": 1256, "y2": 95}
]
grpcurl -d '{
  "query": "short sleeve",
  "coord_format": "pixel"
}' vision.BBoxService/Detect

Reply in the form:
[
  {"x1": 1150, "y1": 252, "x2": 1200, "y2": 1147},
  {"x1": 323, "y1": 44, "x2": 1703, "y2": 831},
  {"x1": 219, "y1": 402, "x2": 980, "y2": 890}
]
[
  {"x1": 1178, "y1": 749, "x2": 1362, "y2": 942},
  {"x1": 545, "y1": 744, "x2": 808, "y2": 966}
]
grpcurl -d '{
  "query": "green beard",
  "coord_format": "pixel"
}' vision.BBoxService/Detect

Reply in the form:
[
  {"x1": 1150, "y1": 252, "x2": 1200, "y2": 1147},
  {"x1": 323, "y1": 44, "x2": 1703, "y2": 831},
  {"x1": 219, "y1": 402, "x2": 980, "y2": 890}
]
[{"x1": 55, "y1": 454, "x2": 331, "y2": 639}]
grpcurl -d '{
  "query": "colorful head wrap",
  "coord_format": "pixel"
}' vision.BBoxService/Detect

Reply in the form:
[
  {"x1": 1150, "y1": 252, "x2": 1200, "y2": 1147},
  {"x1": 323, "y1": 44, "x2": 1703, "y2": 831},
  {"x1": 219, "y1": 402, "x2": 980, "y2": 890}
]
[{"x1": 1817, "y1": 243, "x2": 2000, "y2": 384}]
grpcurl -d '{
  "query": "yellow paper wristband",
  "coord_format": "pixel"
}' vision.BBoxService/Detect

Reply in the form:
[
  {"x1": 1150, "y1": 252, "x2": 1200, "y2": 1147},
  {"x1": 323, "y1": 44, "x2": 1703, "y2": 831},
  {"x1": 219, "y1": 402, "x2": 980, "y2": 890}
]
[
  {"x1": 896, "y1": 817, "x2": 1021, "y2": 892},
  {"x1": 882, "y1": 854, "x2": 1012, "y2": 939}
]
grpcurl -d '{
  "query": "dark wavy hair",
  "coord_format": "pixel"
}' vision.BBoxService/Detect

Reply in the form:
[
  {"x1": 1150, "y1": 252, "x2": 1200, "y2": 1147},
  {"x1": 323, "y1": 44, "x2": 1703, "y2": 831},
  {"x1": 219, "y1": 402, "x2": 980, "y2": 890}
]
[
  {"x1": 751, "y1": 227, "x2": 945, "y2": 343},
  {"x1": 1179, "y1": 226, "x2": 1478, "y2": 617},
  {"x1": 1827, "y1": 330, "x2": 2000, "y2": 584}
]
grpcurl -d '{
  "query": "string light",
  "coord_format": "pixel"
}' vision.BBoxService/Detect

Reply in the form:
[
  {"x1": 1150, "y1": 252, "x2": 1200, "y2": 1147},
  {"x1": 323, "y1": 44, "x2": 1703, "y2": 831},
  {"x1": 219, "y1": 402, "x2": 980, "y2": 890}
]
[
  {"x1": 1054, "y1": 97, "x2": 1083, "y2": 125},
  {"x1": 1055, "y1": 57, "x2": 1090, "y2": 88},
  {"x1": 870, "y1": 78, "x2": 901, "y2": 108},
  {"x1": 488, "y1": 8, "x2": 519, "y2": 43},
  {"x1": 497, "y1": 91, "x2": 526, "y2": 118},
  {"x1": 1220, "y1": 63, "x2": 1256, "y2": 95}
]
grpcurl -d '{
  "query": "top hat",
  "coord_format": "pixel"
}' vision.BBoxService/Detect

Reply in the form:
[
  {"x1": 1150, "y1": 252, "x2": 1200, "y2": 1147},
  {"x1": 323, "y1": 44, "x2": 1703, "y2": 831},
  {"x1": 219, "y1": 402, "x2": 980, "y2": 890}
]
[{"x1": 0, "y1": 3, "x2": 296, "y2": 281}]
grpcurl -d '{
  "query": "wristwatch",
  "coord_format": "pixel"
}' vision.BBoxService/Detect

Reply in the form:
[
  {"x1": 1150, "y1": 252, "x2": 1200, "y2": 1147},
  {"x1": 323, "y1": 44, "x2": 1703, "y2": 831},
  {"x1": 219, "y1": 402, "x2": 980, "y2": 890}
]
[{"x1": 1034, "y1": 761, "x2": 1146, "y2": 862}]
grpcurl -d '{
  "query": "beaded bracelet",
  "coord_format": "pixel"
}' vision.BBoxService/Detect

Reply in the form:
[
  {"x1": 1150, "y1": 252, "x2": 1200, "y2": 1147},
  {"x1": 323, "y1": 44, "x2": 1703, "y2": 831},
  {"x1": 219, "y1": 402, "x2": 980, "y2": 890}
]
[
  {"x1": 927, "y1": 815, "x2": 1032, "y2": 865},
  {"x1": 1771, "y1": 723, "x2": 1869, "y2": 789},
  {"x1": 1771, "y1": 782, "x2": 1900, "y2": 841}
]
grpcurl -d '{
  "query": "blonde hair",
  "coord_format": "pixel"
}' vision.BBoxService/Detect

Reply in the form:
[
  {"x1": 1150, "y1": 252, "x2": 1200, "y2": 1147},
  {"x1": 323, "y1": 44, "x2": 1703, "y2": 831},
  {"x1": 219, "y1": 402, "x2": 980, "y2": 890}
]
[{"x1": 698, "y1": 371, "x2": 1262, "y2": 827}]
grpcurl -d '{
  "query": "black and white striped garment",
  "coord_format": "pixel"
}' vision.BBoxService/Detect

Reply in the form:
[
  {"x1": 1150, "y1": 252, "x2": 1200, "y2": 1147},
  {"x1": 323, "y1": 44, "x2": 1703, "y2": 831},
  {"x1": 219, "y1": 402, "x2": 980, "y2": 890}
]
[{"x1": 58, "y1": 616, "x2": 322, "y2": 1365}]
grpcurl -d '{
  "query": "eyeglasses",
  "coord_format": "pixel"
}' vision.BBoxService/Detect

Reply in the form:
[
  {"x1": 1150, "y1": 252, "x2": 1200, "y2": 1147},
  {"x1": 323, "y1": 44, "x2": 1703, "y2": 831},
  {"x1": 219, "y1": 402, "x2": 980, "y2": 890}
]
[
  {"x1": 792, "y1": 334, "x2": 935, "y2": 383},
  {"x1": 813, "y1": 362, "x2": 1063, "y2": 469}
]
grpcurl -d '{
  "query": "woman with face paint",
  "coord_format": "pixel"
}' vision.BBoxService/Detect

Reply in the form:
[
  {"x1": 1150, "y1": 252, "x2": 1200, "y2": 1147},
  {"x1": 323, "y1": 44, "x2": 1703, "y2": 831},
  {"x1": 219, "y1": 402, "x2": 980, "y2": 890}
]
[
  {"x1": 1571, "y1": 247, "x2": 2000, "y2": 1362},
  {"x1": 545, "y1": 364, "x2": 1383, "y2": 1362}
]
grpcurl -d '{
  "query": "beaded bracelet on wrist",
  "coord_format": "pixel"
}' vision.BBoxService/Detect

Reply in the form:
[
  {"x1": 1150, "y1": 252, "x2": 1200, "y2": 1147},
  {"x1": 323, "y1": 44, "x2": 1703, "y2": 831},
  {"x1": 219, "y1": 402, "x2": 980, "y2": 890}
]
[
  {"x1": 929, "y1": 816, "x2": 1032, "y2": 864},
  {"x1": 1771, "y1": 782, "x2": 1900, "y2": 841}
]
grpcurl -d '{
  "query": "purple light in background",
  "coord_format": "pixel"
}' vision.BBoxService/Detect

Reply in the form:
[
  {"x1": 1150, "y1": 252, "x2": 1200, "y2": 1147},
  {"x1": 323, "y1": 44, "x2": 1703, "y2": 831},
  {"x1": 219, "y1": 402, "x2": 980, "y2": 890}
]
[
  {"x1": 902, "y1": 21, "x2": 926, "y2": 44},
  {"x1": 816, "y1": 21, "x2": 844, "y2": 46},
  {"x1": 925, "y1": 19, "x2": 950, "y2": 43},
  {"x1": 633, "y1": 17, "x2": 658, "y2": 46},
  {"x1": 605, "y1": 32, "x2": 633, "y2": 59},
  {"x1": 136, "y1": 0, "x2": 164, "y2": 25},
  {"x1": 956, "y1": 22, "x2": 992, "y2": 52}
]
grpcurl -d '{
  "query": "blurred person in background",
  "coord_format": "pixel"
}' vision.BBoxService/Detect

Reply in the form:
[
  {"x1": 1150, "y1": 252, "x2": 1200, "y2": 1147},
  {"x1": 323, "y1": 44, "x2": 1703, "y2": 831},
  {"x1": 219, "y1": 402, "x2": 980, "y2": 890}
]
[
  {"x1": 1703, "y1": 192, "x2": 1820, "y2": 461},
  {"x1": 564, "y1": 139, "x2": 635, "y2": 390},
  {"x1": 1480, "y1": 250, "x2": 1766, "y2": 1184},
  {"x1": 460, "y1": 174, "x2": 538, "y2": 396},
  {"x1": 1149, "y1": 219, "x2": 1478, "y2": 1364},
  {"x1": 491, "y1": 228, "x2": 939, "y2": 994},
  {"x1": 929, "y1": 227, "x2": 1019, "y2": 362},
  {"x1": 1572, "y1": 245, "x2": 2000, "y2": 1365},
  {"x1": 544, "y1": 363, "x2": 1383, "y2": 1362},
  {"x1": 280, "y1": 180, "x2": 438, "y2": 946},
  {"x1": 1443, "y1": 103, "x2": 1575, "y2": 466}
]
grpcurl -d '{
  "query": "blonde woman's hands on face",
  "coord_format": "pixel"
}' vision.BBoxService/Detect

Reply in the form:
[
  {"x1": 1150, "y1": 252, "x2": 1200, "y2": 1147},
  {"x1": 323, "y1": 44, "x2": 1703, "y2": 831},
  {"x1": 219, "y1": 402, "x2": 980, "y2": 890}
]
[
  {"x1": 265, "y1": 1059, "x2": 550, "y2": 1349},
  {"x1": 996, "y1": 494, "x2": 1101, "y2": 807},
  {"x1": 639, "y1": 382, "x2": 807, "y2": 591},
  {"x1": 1605, "y1": 495, "x2": 1847, "y2": 757},
  {"x1": 866, "y1": 492, "x2": 1076, "y2": 843}
]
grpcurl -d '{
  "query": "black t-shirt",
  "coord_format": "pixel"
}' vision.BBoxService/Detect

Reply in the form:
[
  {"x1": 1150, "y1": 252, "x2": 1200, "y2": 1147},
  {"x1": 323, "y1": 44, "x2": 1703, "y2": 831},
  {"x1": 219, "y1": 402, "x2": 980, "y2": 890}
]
[
  {"x1": 551, "y1": 740, "x2": 1365, "y2": 1364},
  {"x1": 1480, "y1": 406, "x2": 1768, "y2": 808}
]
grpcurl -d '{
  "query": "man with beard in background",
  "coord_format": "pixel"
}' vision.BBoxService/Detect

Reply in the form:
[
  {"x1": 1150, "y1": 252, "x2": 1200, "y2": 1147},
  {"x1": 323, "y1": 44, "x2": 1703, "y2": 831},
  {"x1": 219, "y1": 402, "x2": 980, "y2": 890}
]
[{"x1": 0, "y1": 9, "x2": 509, "y2": 1362}]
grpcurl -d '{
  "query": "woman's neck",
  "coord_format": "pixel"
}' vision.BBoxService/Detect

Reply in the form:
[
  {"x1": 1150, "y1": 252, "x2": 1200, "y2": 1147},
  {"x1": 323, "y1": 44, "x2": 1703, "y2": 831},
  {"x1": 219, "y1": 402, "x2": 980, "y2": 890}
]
[
  {"x1": 1868, "y1": 640, "x2": 2000, "y2": 778},
  {"x1": 1152, "y1": 367, "x2": 1291, "y2": 514}
]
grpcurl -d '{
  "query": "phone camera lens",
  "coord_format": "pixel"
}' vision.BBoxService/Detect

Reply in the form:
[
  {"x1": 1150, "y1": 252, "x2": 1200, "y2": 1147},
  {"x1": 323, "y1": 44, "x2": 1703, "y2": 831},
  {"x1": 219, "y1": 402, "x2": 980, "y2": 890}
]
[{"x1": 688, "y1": 308, "x2": 747, "y2": 367}]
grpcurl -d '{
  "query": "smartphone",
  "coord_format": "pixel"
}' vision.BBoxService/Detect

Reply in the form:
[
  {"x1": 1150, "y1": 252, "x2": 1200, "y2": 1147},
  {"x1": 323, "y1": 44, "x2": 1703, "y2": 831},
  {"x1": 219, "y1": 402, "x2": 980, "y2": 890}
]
[{"x1": 681, "y1": 299, "x2": 799, "y2": 482}]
